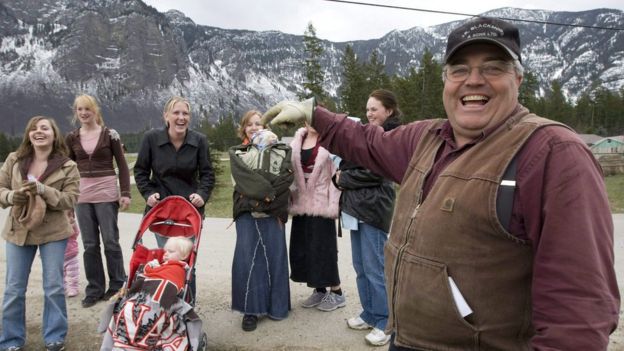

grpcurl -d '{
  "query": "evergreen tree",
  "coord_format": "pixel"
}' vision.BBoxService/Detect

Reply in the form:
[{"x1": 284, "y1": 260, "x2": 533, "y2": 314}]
[
  {"x1": 0, "y1": 132, "x2": 9, "y2": 161},
  {"x1": 573, "y1": 92, "x2": 595, "y2": 133},
  {"x1": 418, "y1": 50, "x2": 445, "y2": 119},
  {"x1": 519, "y1": 70, "x2": 540, "y2": 112},
  {"x1": 337, "y1": 44, "x2": 367, "y2": 117},
  {"x1": 364, "y1": 50, "x2": 389, "y2": 93},
  {"x1": 593, "y1": 87, "x2": 623, "y2": 136},
  {"x1": 391, "y1": 68, "x2": 421, "y2": 123},
  {"x1": 390, "y1": 49, "x2": 443, "y2": 122},
  {"x1": 300, "y1": 23, "x2": 328, "y2": 103},
  {"x1": 202, "y1": 114, "x2": 239, "y2": 152},
  {"x1": 543, "y1": 80, "x2": 573, "y2": 125}
]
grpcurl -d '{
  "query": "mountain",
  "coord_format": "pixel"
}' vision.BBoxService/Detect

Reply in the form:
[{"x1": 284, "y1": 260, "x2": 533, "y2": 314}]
[{"x1": 0, "y1": 0, "x2": 622, "y2": 134}]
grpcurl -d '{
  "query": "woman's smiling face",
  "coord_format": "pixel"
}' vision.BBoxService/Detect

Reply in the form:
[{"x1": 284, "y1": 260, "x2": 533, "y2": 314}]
[{"x1": 366, "y1": 97, "x2": 392, "y2": 127}]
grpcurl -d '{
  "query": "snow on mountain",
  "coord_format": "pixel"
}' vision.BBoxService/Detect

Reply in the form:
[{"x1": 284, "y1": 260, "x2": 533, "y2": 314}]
[{"x1": 0, "y1": 0, "x2": 621, "y2": 134}]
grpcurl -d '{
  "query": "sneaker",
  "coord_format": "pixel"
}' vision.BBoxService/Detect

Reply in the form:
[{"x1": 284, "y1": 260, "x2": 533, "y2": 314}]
[
  {"x1": 81, "y1": 295, "x2": 100, "y2": 308},
  {"x1": 347, "y1": 316, "x2": 372, "y2": 330},
  {"x1": 316, "y1": 291, "x2": 346, "y2": 312},
  {"x1": 45, "y1": 341, "x2": 66, "y2": 351},
  {"x1": 2, "y1": 346, "x2": 24, "y2": 351},
  {"x1": 365, "y1": 328, "x2": 391, "y2": 346},
  {"x1": 242, "y1": 315, "x2": 258, "y2": 332},
  {"x1": 301, "y1": 290, "x2": 327, "y2": 308},
  {"x1": 102, "y1": 289, "x2": 119, "y2": 301}
]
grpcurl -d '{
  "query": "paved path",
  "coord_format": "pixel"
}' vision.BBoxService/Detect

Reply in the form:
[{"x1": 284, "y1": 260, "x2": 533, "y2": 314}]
[
  {"x1": 0, "y1": 209, "x2": 364, "y2": 350},
  {"x1": 0, "y1": 210, "x2": 622, "y2": 350}
]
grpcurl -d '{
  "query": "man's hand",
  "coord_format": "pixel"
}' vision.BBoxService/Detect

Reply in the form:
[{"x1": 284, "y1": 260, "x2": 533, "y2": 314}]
[{"x1": 261, "y1": 98, "x2": 315, "y2": 127}]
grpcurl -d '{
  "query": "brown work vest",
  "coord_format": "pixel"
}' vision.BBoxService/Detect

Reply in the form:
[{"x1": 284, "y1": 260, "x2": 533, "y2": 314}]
[{"x1": 385, "y1": 111, "x2": 559, "y2": 350}]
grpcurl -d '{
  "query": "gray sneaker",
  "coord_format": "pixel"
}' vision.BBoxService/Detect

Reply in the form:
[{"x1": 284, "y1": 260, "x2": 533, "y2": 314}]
[
  {"x1": 316, "y1": 291, "x2": 346, "y2": 311},
  {"x1": 45, "y1": 341, "x2": 65, "y2": 351},
  {"x1": 301, "y1": 290, "x2": 327, "y2": 308}
]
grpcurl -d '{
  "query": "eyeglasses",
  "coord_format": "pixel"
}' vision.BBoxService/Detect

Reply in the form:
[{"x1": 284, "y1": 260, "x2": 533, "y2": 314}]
[{"x1": 444, "y1": 61, "x2": 514, "y2": 82}]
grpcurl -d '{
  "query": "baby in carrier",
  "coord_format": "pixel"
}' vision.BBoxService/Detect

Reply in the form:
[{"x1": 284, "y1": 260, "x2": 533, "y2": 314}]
[
  {"x1": 100, "y1": 237, "x2": 200, "y2": 351},
  {"x1": 237, "y1": 129, "x2": 281, "y2": 171},
  {"x1": 230, "y1": 129, "x2": 291, "y2": 209}
]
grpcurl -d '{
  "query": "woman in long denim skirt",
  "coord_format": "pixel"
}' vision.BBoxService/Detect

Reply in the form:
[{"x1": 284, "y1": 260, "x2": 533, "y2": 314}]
[{"x1": 229, "y1": 110, "x2": 294, "y2": 332}]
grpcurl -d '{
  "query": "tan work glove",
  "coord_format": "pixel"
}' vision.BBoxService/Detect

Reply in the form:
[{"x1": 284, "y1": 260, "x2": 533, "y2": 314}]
[{"x1": 261, "y1": 98, "x2": 315, "y2": 127}]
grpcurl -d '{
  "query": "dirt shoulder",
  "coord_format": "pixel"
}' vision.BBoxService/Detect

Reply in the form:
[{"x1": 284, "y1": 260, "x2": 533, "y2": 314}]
[{"x1": 0, "y1": 210, "x2": 622, "y2": 350}]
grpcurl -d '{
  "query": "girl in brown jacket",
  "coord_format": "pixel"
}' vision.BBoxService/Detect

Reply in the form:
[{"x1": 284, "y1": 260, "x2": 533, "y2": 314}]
[
  {"x1": 0, "y1": 116, "x2": 80, "y2": 351},
  {"x1": 65, "y1": 94, "x2": 131, "y2": 309}
]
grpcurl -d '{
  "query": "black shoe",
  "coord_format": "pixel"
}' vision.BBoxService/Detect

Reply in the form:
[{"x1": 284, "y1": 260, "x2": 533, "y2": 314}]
[
  {"x1": 45, "y1": 341, "x2": 65, "y2": 351},
  {"x1": 81, "y1": 295, "x2": 100, "y2": 308},
  {"x1": 242, "y1": 315, "x2": 258, "y2": 332},
  {"x1": 102, "y1": 289, "x2": 119, "y2": 301}
]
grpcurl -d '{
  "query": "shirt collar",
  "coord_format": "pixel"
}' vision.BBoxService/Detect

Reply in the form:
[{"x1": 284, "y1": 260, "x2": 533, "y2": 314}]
[{"x1": 156, "y1": 127, "x2": 201, "y2": 148}]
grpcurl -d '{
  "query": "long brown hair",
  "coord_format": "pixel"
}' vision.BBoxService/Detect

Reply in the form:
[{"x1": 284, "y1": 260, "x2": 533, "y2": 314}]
[{"x1": 15, "y1": 116, "x2": 68, "y2": 160}]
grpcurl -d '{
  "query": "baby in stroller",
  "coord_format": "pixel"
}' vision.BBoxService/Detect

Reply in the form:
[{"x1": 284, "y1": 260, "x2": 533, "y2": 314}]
[{"x1": 100, "y1": 235, "x2": 203, "y2": 350}]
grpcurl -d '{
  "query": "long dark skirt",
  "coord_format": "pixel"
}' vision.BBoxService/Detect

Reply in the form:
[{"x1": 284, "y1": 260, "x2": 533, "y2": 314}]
[
  {"x1": 289, "y1": 214, "x2": 340, "y2": 288},
  {"x1": 232, "y1": 213, "x2": 291, "y2": 319}
]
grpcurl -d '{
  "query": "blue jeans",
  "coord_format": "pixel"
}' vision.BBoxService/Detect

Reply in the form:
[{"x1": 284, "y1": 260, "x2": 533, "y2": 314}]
[
  {"x1": 76, "y1": 202, "x2": 126, "y2": 298},
  {"x1": 0, "y1": 239, "x2": 68, "y2": 348},
  {"x1": 351, "y1": 223, "x2": 389, "y2": 330}
]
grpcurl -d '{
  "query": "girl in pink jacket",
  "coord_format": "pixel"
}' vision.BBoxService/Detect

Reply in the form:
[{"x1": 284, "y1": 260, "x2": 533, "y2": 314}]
[
  {"x1": 64, "y1": 210, "x2": 80, "y2": 297},
  {"x1": 289, "y1": 125, "x2": 343, "y2": 312}
]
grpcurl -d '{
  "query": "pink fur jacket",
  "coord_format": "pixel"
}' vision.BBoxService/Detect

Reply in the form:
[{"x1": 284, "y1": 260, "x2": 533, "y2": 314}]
[{"x1": 289, "y1": 128, "x2": 341, "y2": 219}]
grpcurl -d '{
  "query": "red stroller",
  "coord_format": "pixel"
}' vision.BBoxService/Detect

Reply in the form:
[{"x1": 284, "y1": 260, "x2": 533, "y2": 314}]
[{"x1": 99, "y1": 196, "x2": 207, "y2": 351}]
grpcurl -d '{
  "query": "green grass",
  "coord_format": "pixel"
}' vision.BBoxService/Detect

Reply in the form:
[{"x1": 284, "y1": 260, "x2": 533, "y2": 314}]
[
  {"x1": 124, "y1": 161, "x2": 624, "y2": 217},
  {"x1": 126, "y1": 158, "x2": 234, "y2": 218},
  {"x1": 605, "y1": 174, "x2": 624, "y2": 213}
]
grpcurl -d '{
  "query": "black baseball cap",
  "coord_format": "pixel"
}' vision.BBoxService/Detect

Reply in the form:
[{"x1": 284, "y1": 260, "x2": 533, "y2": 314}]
[{"x1": 444, "y1": 17, "x2": 522, "y2": 63}]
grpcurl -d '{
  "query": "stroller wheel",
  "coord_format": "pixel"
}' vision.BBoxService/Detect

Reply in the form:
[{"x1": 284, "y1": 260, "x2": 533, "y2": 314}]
[{"x1": 196, "y1": 331, "x2": 208, "y2": 351}]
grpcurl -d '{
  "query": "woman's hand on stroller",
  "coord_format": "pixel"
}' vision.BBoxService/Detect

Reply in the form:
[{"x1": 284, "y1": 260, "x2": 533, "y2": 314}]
[
  {"x1": 189, "y1": 193, "x2": 204, "y2": 208},
  {"x1": 147, "y1": 193, "x2": 160, "y2": 207}
]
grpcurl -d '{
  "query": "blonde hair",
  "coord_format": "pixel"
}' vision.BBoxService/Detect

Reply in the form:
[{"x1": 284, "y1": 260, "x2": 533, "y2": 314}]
[
  {"x1": 237, "y1": 110, "x2": 263, "y2": 141},
  {"x1": 163, "y1": 96, "x2": 191, "y2": 122},
  {"x1": 72, "y1": 94, "x2": 104, "y2": 126},
  {"x1": 164, "y1": 236, "x2": 193, "y2": 260}
]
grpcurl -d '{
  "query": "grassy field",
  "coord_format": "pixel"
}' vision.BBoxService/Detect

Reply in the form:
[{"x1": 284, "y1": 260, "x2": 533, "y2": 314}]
[
  {"x1": 605, "y1": 174, "x2": 624, "y2": 213},
  {"x1": 124, "y1": 160, "x2": 624, "y2": 217},
  {"x1": 126, "y1": 154, "x2": 234, "y2": 218}
]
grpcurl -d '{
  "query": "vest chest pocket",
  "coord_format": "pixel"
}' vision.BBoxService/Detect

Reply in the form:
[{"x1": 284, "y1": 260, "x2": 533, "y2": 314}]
[{"x1": 393, "y1": 252, "x2": 479, "y2": 350}]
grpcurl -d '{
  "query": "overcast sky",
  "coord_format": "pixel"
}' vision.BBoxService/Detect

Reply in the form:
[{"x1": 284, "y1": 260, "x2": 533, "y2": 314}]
[{"x1": 143, "y1": 0, "x2": 624, "y2": 42}]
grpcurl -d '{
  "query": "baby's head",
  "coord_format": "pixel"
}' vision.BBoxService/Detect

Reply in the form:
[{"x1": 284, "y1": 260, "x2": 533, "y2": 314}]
[
  {"x1": 163, "y1": 236, "x2": 193, "y2": 262},
  {"x1": 251, "y1": 129, "x2": 278, "y2": 150}
]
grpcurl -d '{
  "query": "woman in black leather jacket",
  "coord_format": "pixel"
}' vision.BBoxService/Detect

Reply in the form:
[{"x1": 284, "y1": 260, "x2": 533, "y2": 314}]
[{"x1": 333, "y1": 89, "x2": 401, "y2": 346}]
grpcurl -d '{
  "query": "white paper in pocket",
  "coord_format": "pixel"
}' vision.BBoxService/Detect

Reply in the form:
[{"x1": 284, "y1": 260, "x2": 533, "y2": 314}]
[{"x1": 448, "y1": 277, "x2": 473, "y2": 318}]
